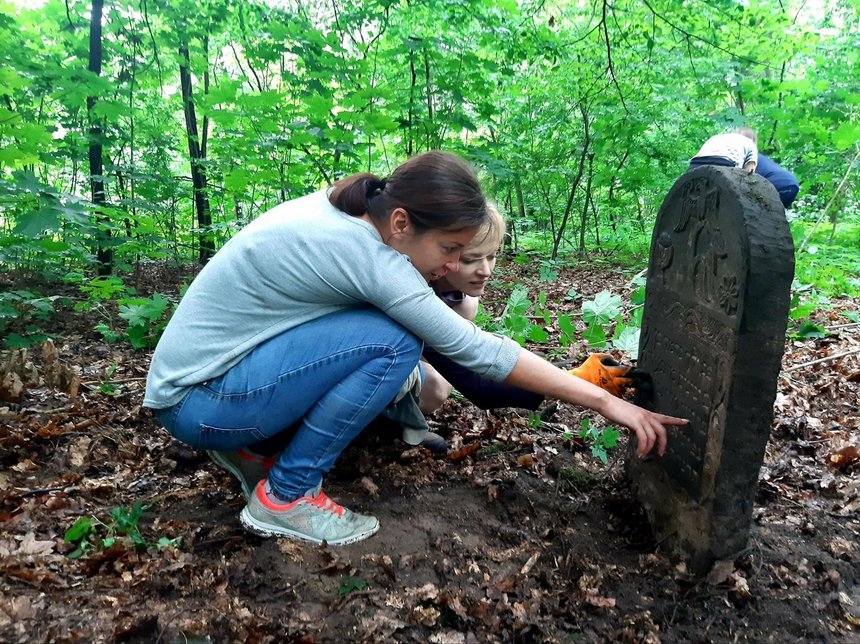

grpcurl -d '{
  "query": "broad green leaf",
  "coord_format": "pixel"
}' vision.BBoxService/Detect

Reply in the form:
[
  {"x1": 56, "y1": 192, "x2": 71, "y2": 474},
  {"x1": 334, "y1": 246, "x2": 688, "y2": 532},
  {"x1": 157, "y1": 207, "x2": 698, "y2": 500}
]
[
  {"x1": 794, "y1": 321, "x2": 827, "y2": 339},
  {"x1": 14, "y1": 207, "x2": 60, "y2": 236},
  {"x1": 558, "y1": 313, "x2": 576, "y2": 346},
  {"x1": 583, "y1": 323, "x2": 607, "y2": 348},
  {"x1": 582, "y1": 291, "x2": 622, "y2": 326},
  {"x1": 526, "y1": 324, "x2": 548, "y2": 343},
  {"x1": 601, "y1": 428, "x2": 621, "y2": 449},
  {"x1": 338, "y1": 576, "x2": 368, "y2": 594},
  {"x1": 224, "y1": 168, "x2": 251, "y2": 192},
  {"x1": 91, "y1": 101, "x2": 128, "y2": 121},
  {"x1": 611, "y1": 327, "x2": 640, "y2": 359},
  {"x1": 591, "y1": 445, "x2": 608, "y2": 464},
  {"x1": 790, "y1": 301, "x2": 817, "y2": 320},
  {"x1": 833, "y1": 121, "x2": 860, "y2": 150},
  {"x1": 65, "y1": 517, "x2": 93, "y2": 544}
]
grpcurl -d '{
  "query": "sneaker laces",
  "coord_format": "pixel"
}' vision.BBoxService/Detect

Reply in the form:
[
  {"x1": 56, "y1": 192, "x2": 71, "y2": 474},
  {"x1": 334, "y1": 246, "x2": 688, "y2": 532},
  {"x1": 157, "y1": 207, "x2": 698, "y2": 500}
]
[{"x1": 307, "y1": 491, "x2": 345, "y2": 517}]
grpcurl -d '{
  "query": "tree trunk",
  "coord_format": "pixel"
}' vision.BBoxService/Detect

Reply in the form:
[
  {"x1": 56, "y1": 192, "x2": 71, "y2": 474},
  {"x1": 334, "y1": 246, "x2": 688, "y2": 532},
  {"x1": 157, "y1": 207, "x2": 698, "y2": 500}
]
[
  {"x1": 179, "y1": 41, "x2": 215, "y2": 264},
  {"x1": 551, "y1": 108, "x2": 591, "y2": 260},
  {"x1": 579, "y1": 153, "x2": 595, "y2": 252},
  {"x1": 88, "y1": 0, "x2": 111, "y2": 275},
  {"x1": 407, "y1": 48, "x2": 416, "y2": 156},
  {"x1": 423, "y1": 47, "x2": 433, "y2": 149}
]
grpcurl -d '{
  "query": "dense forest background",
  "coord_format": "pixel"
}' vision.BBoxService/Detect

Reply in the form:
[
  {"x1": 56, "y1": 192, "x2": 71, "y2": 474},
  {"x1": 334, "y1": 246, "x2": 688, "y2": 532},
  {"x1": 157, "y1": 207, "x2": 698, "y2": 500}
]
[
  {"x1": 1, "y1": 0, "x2": 858, "y2": 349},
  {"x1": 2, "y1": 3, "x2": 860, "y2": 640}
]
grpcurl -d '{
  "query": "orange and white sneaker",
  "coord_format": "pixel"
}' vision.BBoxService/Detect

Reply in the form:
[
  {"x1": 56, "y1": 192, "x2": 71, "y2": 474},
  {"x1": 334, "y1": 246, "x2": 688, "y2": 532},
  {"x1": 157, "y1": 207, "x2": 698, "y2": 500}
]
[{"x1": 239, "y1": 481, "x2": 379, "y2": 545}]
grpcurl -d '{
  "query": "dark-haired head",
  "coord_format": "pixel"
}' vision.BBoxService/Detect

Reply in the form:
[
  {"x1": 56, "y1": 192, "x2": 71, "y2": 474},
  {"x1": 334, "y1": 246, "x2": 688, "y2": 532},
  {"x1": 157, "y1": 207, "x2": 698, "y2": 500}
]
[{"x1": 329, "y1": 151, "x2": 488, "y2": 234}]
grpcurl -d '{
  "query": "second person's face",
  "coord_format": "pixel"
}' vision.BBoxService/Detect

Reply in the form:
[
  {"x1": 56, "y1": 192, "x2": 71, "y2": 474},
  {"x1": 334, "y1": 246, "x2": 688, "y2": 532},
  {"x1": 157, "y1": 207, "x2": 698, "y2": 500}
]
[{"x1": 441, "y1": 238, "x2": 498, "y2": 297}]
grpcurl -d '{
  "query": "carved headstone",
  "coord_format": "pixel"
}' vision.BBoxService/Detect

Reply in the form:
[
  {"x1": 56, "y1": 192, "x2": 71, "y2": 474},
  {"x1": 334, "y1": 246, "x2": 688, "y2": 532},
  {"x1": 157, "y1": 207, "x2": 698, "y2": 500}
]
[{"x1": 628, "y1": 166, "x2": 795, "y2": 574}]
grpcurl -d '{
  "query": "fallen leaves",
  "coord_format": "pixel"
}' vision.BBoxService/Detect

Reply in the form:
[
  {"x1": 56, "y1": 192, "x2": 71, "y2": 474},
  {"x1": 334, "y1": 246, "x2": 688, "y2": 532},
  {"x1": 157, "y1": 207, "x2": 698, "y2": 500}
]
[
  {"x1": 1, "y1": 560, "x2": 68, "y2": 588},
  {"x1": 578, "y1": 572, "x2": 616, "y2": 608},
  {"x1": 15, "y1": 532, "x2": 55, "y2": 556},
  {"x1": 828, "y1": 445, "x2": 859, "y2": 471},
  {"x1": 0, "y1": 265, "x2": 858, "y2": 642},
  {"x1": 359, "y1": 476, "x2": 379, "y2": 498},
  {"x1": 448, "y1": 441, "x2": 481, "y2": 463}
]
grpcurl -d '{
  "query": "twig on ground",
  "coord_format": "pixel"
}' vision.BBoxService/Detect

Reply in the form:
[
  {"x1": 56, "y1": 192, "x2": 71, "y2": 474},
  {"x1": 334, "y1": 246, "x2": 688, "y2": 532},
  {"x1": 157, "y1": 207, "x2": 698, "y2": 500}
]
[
  {"x1": 784, "y1": 348, "x2": 860, "y2": 373},
  {"x1": 826, "y1": 322, "x2": 860, "y2": 330},
  {"x1": 80, "y1": 376, "x2": 148, "y2": 387}
]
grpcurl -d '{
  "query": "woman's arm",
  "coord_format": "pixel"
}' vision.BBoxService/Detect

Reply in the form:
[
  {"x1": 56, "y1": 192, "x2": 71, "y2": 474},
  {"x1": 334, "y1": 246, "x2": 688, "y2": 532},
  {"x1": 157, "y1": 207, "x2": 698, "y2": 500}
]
[
  {"x1": 504, "y1": 349, "x2": 687, "y2": 456},
  {"x1": 743, "y1": 140, "x2": 759, "y2": 173}
]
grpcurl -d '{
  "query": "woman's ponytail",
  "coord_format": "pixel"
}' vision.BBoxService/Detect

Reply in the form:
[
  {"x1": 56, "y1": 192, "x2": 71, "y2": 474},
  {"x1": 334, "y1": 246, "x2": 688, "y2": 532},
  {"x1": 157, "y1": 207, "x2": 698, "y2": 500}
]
[
  {"x1": 328, "y1": 151, "x2": 487, "y2": 233},
  {"x1": 329, "y1": 172, "x2": 386, "y2": 217}
]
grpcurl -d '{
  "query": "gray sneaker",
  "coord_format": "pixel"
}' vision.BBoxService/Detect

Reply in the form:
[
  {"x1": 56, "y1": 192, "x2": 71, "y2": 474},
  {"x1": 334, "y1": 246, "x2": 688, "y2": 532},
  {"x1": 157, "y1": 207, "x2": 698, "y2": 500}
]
[
  {"x1": 207, "y1": 449, "x2": 271, "y2": 501},
  {"x1": 420, "y1": 431, "x2": 448, "y2": 454},
  {"x1": 239, "y1": 482, "x2": 380, "y2": 546}
]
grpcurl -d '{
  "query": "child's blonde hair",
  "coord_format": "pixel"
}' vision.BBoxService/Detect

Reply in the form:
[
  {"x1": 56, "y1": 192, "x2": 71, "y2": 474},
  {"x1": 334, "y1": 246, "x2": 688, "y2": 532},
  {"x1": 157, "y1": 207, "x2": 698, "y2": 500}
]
[
  {"x1": 469, "y1": 203, "x2": 506, "y2": 252},
  {"x1": 733, "y1": 126, "x2": 757, "y2": 143}
]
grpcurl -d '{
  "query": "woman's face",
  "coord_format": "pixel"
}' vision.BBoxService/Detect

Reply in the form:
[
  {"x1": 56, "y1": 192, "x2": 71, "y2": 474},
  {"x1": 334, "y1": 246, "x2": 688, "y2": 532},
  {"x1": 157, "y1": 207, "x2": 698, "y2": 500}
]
[
  {"x1": 387, "y1": 224, "x2": 478, "y2": 282},
  {"x1": 440, "y1": 237, "x2": 498, "y2": 297}
]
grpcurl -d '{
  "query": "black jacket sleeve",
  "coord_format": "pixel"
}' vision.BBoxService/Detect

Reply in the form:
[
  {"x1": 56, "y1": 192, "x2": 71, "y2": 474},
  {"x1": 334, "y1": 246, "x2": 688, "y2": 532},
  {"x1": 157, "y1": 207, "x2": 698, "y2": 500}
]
[{"x1": 423, "y1": 346, "x2": 544, "y2": 411}]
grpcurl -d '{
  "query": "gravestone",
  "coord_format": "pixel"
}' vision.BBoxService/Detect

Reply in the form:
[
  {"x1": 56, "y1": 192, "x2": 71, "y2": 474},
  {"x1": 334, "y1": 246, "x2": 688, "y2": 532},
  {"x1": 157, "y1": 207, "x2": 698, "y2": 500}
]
[{"x1": 628, "y1": 166, "x2": 795, "y2": 574}]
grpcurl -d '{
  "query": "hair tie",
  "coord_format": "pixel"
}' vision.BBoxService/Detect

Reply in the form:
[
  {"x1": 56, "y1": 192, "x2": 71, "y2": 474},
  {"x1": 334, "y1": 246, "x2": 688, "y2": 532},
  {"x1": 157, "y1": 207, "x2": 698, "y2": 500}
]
[{"x1": 366, "y1": 178, "x2": 387, "y2": 198}]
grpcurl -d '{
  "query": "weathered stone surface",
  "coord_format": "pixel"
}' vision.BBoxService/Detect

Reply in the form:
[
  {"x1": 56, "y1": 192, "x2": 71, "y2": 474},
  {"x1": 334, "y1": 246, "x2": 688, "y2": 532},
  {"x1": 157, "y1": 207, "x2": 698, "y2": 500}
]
[{"x1": 628, "y1": 166, "x2": 795, "y2": 574}]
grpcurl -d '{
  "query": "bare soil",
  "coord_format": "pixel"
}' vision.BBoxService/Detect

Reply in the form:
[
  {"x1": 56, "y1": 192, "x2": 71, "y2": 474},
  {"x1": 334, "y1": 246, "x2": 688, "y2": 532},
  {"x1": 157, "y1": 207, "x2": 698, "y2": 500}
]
[{"x1": 1, "y1": 261, "x2": 859, "y2": 643}]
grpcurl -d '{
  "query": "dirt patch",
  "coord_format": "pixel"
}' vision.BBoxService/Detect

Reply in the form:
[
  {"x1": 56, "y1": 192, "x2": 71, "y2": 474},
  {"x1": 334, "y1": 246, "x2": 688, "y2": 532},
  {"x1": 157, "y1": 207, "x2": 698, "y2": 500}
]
[{"x1": 1, "y1": 263, "x2": 859, "y2": 642}]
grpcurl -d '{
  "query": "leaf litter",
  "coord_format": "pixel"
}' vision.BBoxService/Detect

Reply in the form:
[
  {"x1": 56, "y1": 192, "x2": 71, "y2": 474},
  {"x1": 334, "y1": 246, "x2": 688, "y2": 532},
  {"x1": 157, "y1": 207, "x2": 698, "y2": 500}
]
[{"x1": 0, "y1": 261, "x2": 858, "y2": 642}]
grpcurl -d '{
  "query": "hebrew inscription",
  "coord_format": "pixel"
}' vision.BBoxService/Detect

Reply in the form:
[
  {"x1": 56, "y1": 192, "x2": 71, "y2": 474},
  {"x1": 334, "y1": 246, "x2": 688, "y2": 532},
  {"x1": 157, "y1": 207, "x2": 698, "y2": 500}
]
[{"x1": 628, "y1": 166, "x2": 794, "y2": 574}]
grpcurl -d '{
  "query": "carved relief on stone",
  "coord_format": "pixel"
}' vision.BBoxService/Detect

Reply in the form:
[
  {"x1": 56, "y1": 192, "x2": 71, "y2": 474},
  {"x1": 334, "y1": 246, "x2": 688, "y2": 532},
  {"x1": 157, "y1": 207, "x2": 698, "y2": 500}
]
[
  {"x1": 675, "y1": 179, "x2": 705, "y2": 233},
  {"x1": 657, "y1": 232, "x2": 674, "y2": 281},
  {"x1": 690, "y1": 204, "x2": 728, "y2": 306},
  {"x1": 718, "y1": 275, "x2": 740, "y2": 315}
]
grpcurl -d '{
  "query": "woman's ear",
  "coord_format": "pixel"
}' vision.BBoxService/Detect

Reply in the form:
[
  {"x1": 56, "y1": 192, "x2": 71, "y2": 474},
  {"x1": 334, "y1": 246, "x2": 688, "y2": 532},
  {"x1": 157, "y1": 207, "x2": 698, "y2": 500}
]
[{"x1": 389, "y1": 207, "x2": 410, "y2": 236}]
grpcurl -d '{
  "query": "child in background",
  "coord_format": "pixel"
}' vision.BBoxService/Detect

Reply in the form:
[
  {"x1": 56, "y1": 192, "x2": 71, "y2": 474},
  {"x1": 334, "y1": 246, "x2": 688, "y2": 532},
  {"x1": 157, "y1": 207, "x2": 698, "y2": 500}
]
[{"x1": 689, "y1": 127, "x2": 758, "y2": 173}]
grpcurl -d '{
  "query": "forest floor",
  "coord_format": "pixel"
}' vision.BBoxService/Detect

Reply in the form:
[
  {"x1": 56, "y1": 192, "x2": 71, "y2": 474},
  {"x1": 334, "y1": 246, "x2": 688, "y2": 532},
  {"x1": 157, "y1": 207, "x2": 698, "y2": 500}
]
[{"x1": 1, "y1": 260, "x2": 859, "y2": 643}]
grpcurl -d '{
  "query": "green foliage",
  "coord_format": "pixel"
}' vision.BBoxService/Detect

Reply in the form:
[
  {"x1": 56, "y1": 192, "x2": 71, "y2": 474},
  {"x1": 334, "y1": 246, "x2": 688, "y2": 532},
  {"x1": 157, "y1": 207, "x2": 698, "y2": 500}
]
[
  {"x1": 557, "y1": 313, "x2": 577, "y2": 348},
  {"x1": 96, "y1": 363, "x2": 120, "y2": 396},
  {"x1": 338, "y1": 576, "x2": 368, "y2": 594},
  {"x1": 64, "y1": 500, "x2": 180, "y2": 559},
  {"x1": 792, "y1": 321, "x2": 828, "y2": 340},
  {"x1": 611, "y1": 326, "x2": 641, "y2": 359},
  {"x1": 117, "y1": 293, "x2": 172, "y2": 349},
  {"x1": 575, "y1": 418, "x2": 621, "y2": 465},
  {"x1": 581, "y1": 291, "x2": 623, "y2": 327},
  {"x1": 0, "y1": 0, "x2": 856, "y2": 338},
  {"x1": 842, "y1": 311, "x2": 860, "y2": 324},
  {"x1": 78, "y1": 276, "x2": 129, "y2": 303},
  {"x1": 582, "y1": 323, "x2": 608, "y2": 349},
  {"x1": 489, "y1": 287, "x2": 549, "y2": 347},
  {"x1": 571, "y1": 287, "x2": 643, "y2": 356},
  {"x1": 77, "y1": 275, "x2": 174, "y2": 349},
  {"x1": 538, "y1": 260, "x2": 561, "y2": 282},
  {"x1": 0, "y1": 290, "x2": 65, "y2": 348}
]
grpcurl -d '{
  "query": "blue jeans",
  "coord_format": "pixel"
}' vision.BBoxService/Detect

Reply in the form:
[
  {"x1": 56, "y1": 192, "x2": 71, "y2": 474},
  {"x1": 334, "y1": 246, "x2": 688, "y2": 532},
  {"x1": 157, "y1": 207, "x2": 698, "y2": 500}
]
[{"x1": 156, "y1": 308, "x2": 422, "y2": 500}]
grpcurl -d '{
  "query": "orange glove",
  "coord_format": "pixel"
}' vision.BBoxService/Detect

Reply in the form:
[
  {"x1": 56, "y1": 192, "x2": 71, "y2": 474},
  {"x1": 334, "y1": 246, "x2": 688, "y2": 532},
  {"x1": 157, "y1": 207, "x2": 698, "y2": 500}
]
[{"x1": 568, "y1": 353, "x2": 646, "y2": 398}]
